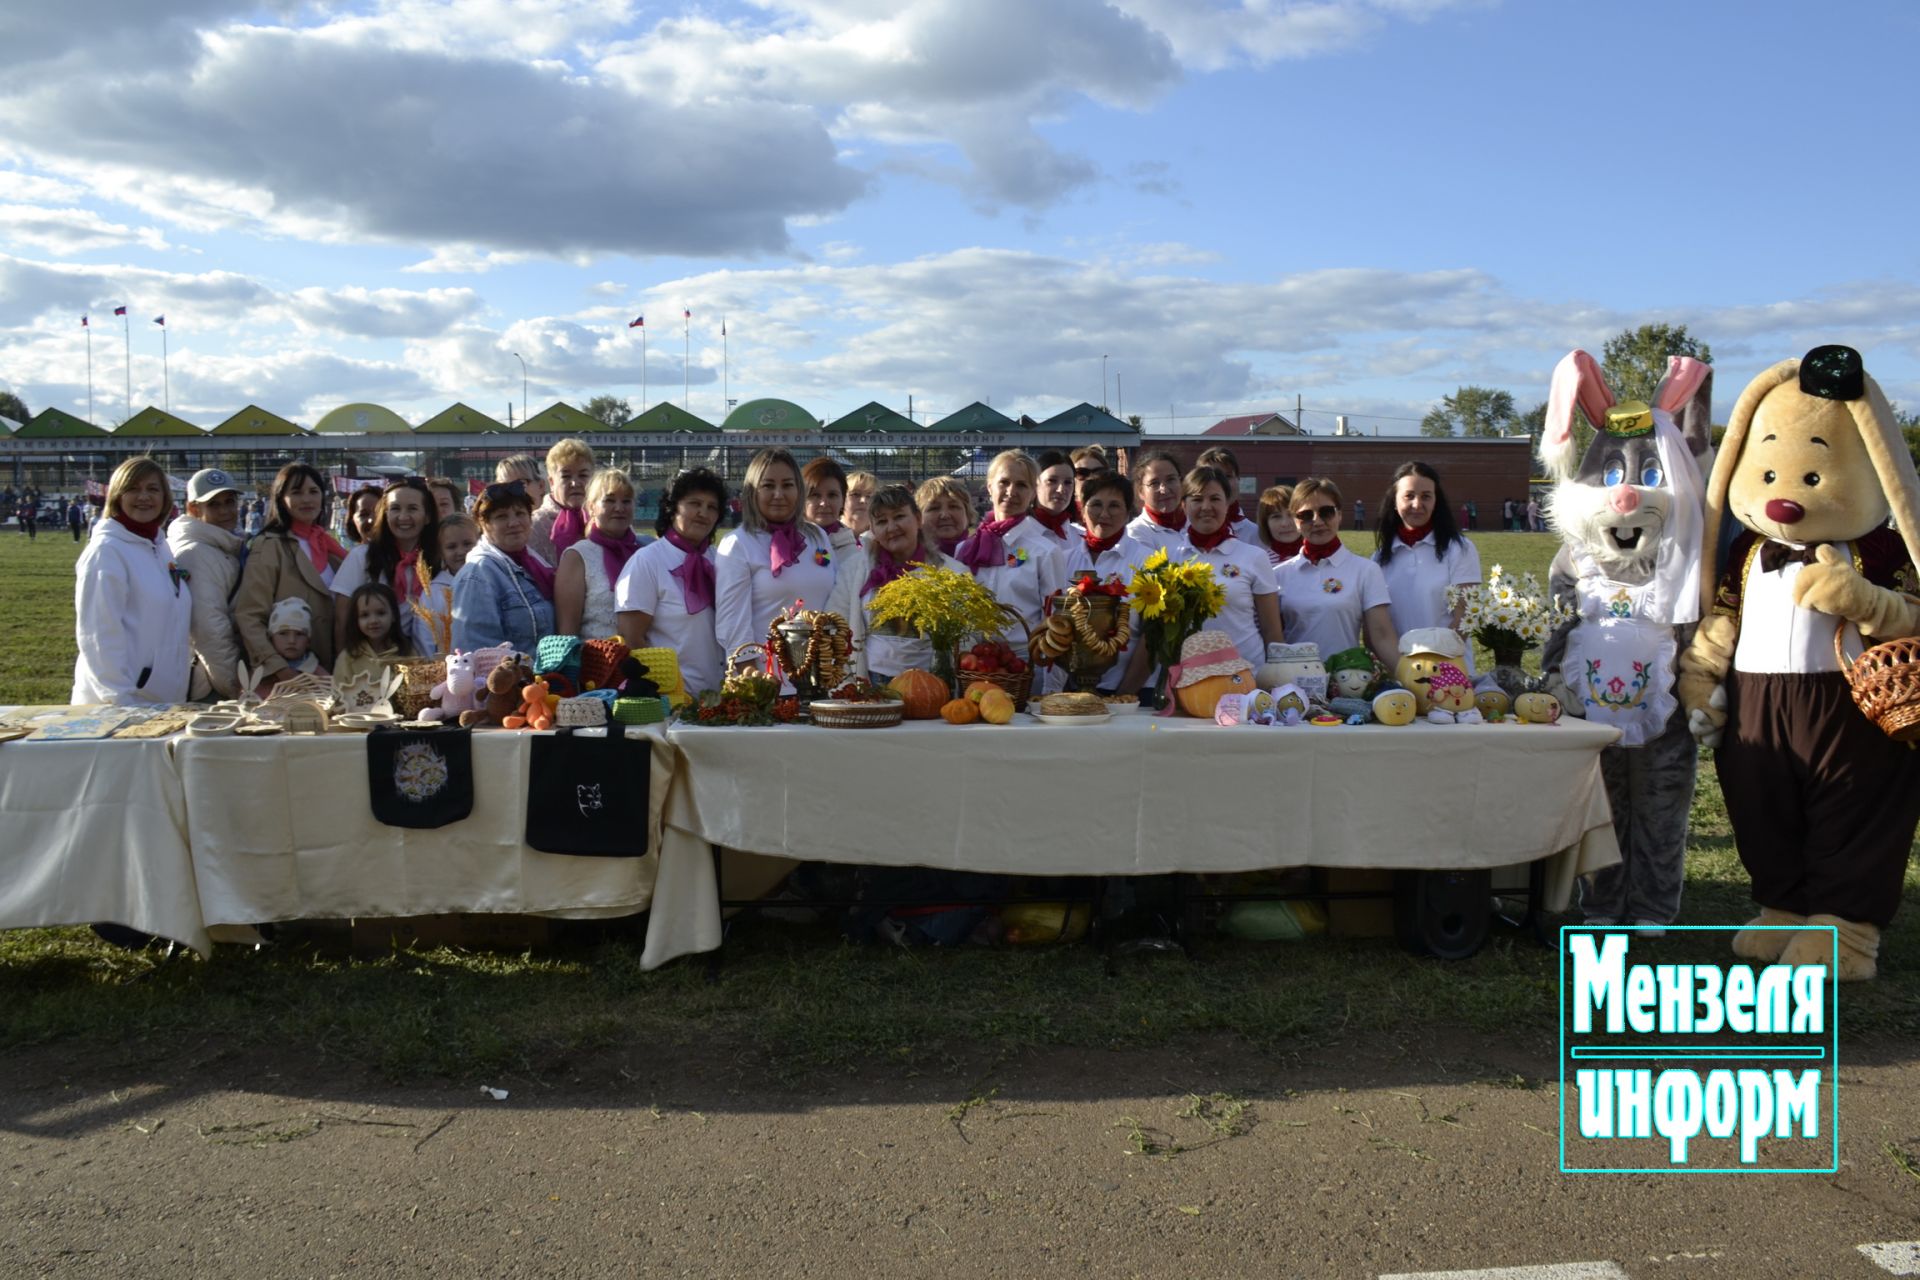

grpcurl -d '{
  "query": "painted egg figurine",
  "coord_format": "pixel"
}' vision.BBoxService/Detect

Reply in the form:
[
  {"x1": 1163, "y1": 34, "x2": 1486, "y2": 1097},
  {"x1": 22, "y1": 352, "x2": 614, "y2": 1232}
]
[
  {"x1": 1514, "y1": 690, "x2": 1564, "y2": 724},
  {"x1": 1372, "y1": 689, "x2": 1417, "y2": 726},
  {"x1": 1475, "y1": 688, "x2": 1511, "y2": 720},
  {"x1": 1427, "y1": 662, "x2": 1476, "y2": 715}
]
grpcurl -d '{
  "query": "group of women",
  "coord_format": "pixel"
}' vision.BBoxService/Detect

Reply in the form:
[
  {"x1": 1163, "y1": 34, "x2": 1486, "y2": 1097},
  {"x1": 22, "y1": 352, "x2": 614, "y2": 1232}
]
[{"x1": 71, "y1": 439, "x2": 1487, "y2": 708}]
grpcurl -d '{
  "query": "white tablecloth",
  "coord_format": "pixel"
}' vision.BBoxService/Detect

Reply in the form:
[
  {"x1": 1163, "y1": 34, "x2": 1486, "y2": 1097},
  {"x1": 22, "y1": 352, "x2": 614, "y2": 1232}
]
[
  {"x1": 639, "y1": 716, "x2": 1624, "y2": 968},
  {"x1": 176, "y1": 728, "x2": 672, "y2": 931},
  {"x1": 0, "y1": 738, "x2": 210, "y2": 954}
]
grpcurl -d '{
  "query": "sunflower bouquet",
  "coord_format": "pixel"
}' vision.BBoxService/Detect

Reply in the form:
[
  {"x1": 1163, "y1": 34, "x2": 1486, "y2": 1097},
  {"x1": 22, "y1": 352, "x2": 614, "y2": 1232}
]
[{"x1": 1128, "y1": 548, "x2": 1227, "y2": 684}]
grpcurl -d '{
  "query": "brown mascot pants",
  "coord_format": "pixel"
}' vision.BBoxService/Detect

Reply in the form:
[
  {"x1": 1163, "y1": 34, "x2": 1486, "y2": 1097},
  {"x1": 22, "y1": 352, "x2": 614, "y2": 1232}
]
[{"x1": 1718, "y1": 671, "x2": 1920, "y2": 927}]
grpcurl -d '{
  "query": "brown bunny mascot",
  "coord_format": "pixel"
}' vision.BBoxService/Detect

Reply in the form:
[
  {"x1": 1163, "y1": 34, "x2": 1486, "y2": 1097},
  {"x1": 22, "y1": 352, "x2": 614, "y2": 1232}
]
[{"x1": 1677, "y1": 345, "x2": 1920, "y2": 980}]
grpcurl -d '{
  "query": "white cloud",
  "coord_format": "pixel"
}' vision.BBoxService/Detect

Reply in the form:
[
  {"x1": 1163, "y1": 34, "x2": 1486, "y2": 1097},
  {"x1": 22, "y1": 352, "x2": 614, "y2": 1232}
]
[
  {"x1": 0, "y1": 205, "x2": 171, "y2": 255},
  {"x1": 0, "y1": 171, "x2": 88, "y2": 204},
  {"x1": 285, "y1": 285, "x2": 486, "y2": 338},
  {"x1": 401, "y1": 246, "x2": 533, "y2": 275}
]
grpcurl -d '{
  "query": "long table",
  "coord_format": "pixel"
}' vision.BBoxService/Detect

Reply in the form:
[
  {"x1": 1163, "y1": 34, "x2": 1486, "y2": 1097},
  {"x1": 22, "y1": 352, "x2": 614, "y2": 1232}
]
[
  {"x1": 637, "y1": 716, "x2": 1624, "y2": 969},
  {"x1": 1, "y1": 715, "x2": 1622, "y2": 967}
]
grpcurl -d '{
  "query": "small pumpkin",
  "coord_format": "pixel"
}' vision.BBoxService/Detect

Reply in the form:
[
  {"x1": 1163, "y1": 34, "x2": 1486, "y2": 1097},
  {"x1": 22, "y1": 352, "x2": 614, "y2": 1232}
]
[
  {"x1": 940, "y1": 697, "x2": 979, "y2": 725},
  {"x1": 888, "y1": 668, "x2": 949, "y2": 719},
  {"x1": 978, "y1": 688, "x2": 1016, "y2": 724},
  {"x1": 965, "y1": 680, "x2": 998, "y2": 703}
]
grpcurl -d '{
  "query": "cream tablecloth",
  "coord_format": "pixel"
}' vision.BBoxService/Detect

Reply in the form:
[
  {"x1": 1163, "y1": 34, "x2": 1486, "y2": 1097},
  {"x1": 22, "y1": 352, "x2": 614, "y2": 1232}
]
[
  {"x1": 639, "y1": 716, "x2": 1623, "y2": 968},
  {"x1": 176, "y1": 728, "x2": 672, "y2": 931},
  {"x1": 0, "y1": 738, "x2": 211, "y2": 954}
]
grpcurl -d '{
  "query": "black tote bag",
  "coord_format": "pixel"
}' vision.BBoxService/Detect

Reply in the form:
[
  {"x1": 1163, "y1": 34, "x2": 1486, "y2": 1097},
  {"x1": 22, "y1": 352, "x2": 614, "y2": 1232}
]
[
  {"x1": 524, "y1": 727, "x2": 654, "y2": 857},
  {"x1": 366, "y1": 727, "x2": 475, "y2": 829}
]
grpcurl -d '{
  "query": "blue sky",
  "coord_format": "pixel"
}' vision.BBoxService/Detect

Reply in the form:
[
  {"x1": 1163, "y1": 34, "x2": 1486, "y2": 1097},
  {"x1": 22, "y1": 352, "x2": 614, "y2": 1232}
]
[{"x1": 1, "y1": 0, "x2": 1915, "y2": 435}]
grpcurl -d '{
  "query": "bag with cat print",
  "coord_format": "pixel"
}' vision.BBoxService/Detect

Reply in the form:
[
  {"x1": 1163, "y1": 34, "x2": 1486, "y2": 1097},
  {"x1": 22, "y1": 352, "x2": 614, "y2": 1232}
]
[{"x1": 523, "y1": 726, "x2": 654, "y2": 857}]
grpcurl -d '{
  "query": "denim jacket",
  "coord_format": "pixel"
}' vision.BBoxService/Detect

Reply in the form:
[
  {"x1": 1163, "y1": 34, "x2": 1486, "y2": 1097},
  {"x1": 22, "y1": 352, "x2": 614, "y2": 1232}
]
[{"x1": 451, "y1": 538, "x2": 555, "y2": 655}]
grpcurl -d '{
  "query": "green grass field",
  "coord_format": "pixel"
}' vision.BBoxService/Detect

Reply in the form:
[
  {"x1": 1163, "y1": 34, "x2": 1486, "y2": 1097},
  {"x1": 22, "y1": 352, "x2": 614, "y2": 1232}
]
[{"x1": 4, "y1": 527, "x2": 1918, "y2": 1082}]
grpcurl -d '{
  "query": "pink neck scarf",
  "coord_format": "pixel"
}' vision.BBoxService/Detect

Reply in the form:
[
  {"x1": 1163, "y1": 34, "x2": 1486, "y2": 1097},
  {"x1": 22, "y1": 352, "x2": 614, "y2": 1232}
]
[
  {"x1": 768, "y1": 521, "x2": 806, "y2": 578},
  {"x1": 551, "y1": 503, "x2": 588, "y2": 557},
  {"x1": 502, "y1": 543, "x2": 555, "y2": 600},
  {"x1": 664, "y1": 528, "x2": 715, "y2": 615},
  {"x1": 956, "y1": 515, "x2": 1025, "y2": 573},
  {"x1": 588, "y1": 524, "x2": 640, "y2": 587}
]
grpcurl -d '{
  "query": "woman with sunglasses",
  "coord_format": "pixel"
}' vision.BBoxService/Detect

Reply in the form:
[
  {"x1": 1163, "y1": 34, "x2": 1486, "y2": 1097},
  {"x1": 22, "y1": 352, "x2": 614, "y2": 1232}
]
[
  {"x1": 1123, "y1": 449, "x2": 1188, "y2": 556},
  {"x1": 234, "y1": 462, "x2": 344, "y2": 683},
  {"x1": 1176, "y1": 465, "x2": 1283, "y2": 669},
  {"x1": 329, "y1": 478, "x2": 441, "y2": 656},
  {"x1": 1029, "y1": 449, "x2": 1084, "y2": 548},
  {"x1": 1272, "y1": 476, "x2": 1399, "y2": 671},
  {"x1": 716, "y1": 448, "x2": 845, "y2": 671},
  {"x1": 451, "y1": 479, "x2": 556, "y2": 654}
]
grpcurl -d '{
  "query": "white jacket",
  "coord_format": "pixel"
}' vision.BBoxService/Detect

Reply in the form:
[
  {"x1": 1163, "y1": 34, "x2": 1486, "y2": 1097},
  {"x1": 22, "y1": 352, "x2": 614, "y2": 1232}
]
[
  {"x1": 71, "y1": 518, "x2": 195, "y2": 705},
  {"x1": 168, "y1": 515, "x2": 245, "y2": 699}
]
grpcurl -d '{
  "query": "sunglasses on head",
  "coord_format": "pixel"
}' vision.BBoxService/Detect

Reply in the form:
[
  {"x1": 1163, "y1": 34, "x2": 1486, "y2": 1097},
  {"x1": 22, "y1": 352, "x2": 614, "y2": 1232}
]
[
  {"x1": 483, "y1": 480, "x2": 527, "y2": 502},
  {"x1": 1294, "y1": 504, "x2": 1339, "y2": 523}
]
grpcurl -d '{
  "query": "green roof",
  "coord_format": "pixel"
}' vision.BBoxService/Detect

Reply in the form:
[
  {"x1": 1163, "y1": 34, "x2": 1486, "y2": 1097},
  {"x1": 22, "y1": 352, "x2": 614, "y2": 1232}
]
[
  {"x1": 628, "y1": 402, "x2": 717, "y2": 433},
  {"x1": 722, "y1": 398, "x2": 817, "y2": 432},
  {"x1": 520, "y1": 401, "x2": 604, "y2": 434},
  {"x1": 212, "y1": 405, "x2": 305, "y2": 436},
  {"x1": 16, "y1": 408, "x2": 107, "y2": 438},
  {"x1": 415, "y1": 402, "x2": 508, "y2": 434},
  {"x1": 823, "y1": 401, "x2": 917, "y2": 433},
  {"x1": 116, "y1": 406, "x2": 205, "y2": 437},
  {"x1": 312, "y1": 403, "x2": 412, "y2": 434},
  {"x1": 1036, "y1": 402, "x2": 1135, "y2": 435},
  {"x1": 929, "y1": 401, "x2": 1016, "y2": 432}
]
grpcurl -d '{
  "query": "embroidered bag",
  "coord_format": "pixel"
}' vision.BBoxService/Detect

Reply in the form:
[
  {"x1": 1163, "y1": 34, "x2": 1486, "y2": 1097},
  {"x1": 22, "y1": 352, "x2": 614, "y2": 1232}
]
[
  {"x1": 524, "y1": 726, "x2": 653, "y2": 857},
  {"x1": 366, "y1": 726, "x2": 474, "y2": 829}
]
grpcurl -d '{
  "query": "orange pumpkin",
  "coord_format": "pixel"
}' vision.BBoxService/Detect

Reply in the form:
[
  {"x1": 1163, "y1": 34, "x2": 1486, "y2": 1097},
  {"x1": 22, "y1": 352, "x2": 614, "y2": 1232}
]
[
  {"x1": 940, "y1": 698, "x2": 979, "y2": 724},
  {"x1": 888, "y1": 668, "x2": 949, "y2": 719},
  {"x1": 965, "y1": 680, "x2": 998, "y2": 703}
]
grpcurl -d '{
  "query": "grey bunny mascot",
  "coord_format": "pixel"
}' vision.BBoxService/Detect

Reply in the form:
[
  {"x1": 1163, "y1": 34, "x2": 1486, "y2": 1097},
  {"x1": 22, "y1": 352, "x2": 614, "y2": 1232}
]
[{"x1": 1538, "y1": 350, "x2": 1713, "y2": 931}]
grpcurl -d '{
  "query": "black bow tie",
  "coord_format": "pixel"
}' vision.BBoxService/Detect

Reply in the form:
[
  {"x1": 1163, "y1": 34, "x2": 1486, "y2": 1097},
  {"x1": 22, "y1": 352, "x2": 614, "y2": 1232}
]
[{"x1": 1759, "y1": 541, "x2": 1819, "y2": 574}]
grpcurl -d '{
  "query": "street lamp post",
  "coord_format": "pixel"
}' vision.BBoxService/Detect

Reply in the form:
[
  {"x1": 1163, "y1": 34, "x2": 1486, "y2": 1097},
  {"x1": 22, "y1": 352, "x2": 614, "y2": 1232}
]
[{"x1": 511, "y1": 351, "x2": 528, "y2": 426}]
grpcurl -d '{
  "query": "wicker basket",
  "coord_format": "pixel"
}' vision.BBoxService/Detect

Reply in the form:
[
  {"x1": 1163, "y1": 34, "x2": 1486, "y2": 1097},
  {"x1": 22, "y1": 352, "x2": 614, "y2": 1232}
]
[
  {"x1": 1836, "y1": 615, "x2": 1920, "y2": 742},
  {"x1": 948, "y1": 605, "x2": 1036, "y2": 711},
  {"x1": 808, "y1": 699, "x2": 905, "y2": 729}
]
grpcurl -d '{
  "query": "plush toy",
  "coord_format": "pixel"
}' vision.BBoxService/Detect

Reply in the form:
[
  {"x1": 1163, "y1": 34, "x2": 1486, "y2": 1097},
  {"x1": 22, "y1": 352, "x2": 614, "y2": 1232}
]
[
  {"x1": 1394, "y1": 628, "x2": 1468, "y2": 713},
  {"x1": 1678, "y1": 345, "x2": 1920, "y2": 981},
  {"x1": 460, "y1": 656, "x2": 532, "y2": 728},
  {"x1": 1538, "y1": 349, "x2": 1714, "y2": 933},
  {"x1": 503, "y1": 677, "x2": 555, "y2": 731},
  {"x1": 427, "y1": 649, "x2": 476, "y2": 722}
]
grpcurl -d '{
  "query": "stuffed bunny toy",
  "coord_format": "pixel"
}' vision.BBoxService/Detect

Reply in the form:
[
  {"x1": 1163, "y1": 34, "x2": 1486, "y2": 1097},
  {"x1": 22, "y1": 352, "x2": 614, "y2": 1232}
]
[
  {"x1": 1538, "y1": 349, "x2": 1714, "y2": 932},
  {"x1": 1677, "y1": 345, "x2": 1920, "y2": 981}
]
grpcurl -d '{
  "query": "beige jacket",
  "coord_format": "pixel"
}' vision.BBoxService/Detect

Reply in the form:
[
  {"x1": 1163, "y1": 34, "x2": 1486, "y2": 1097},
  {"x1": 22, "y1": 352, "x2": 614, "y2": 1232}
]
[
  {"x1": 233, "y1": 529, "x2": 340, "y2": 677},
  {"x1": 167, "y1": 515, "x2": 245, "y2": 699}
]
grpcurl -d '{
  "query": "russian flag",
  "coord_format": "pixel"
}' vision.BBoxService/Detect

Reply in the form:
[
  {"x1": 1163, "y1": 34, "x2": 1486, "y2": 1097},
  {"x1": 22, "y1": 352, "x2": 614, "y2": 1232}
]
[
  {"x1": 112, "y1": 305, "x2": 127, "y2": 316},
  {"x1": 628, "y1": 314, "x2": 643, "y2": 329},
  {"x1": 80, "y1": 315, "x2": 88, "y2": 327},
  {"x1": 153, "y1": 315, "x2": 165, "y2": 327}
]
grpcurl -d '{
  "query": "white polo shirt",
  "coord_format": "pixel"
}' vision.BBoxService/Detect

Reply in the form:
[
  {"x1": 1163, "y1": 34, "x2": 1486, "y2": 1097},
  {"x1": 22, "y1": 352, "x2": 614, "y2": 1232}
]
[
  {"x1": 1177, "y1": 533, "x2": 1279, "y2": 669},
  {"x1": 1274, "y1": 542, "x2": 1391, "y2": 662},
  {"x1": 1378, "y1": 530, "x2": 1481, "y2": 636}
]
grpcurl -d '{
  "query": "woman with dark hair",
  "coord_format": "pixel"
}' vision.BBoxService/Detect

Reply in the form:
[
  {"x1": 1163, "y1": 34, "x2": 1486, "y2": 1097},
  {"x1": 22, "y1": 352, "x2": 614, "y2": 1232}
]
[
  {"x1": 1122, "y1": 448, "x2": 1187, "y2": 556},
  {"x1": 1195, "y1": 446, "x2": 1260, "y2": 543},
  {"x1": 234, "y1": 462, "x2": 343, "y2": 682},
  {"x1": 1176, "y1": 465, "x2": 1283, "y2": 668},
  {"x1": 451, "y1": 479, "x2": 555, "y2": 653},
  {"x1": 342, "y1": 486, "x2": 381, "y2": 546},
  {"x1": 1372, "y1": 461, "x2": 1480, "y2": 637},
  {"x1": 71, "y1": 456, "x2": 193, "y2": 705},
  {"x1": 802, "y1": 455, "x2": 859, "y2": 557},
  {"x1": 617, "y1": 467, "x2": 728, "y2": 696},
  {"x1": 1063, "y1": 470, "x2": 1152, "y2": 693},
  {"x1": 330, "y1": 477, "x2": 442, "y2": 656},
  {"x1": 1030, "y1": 448, "x2": 1083, "y2": 547},
  {"x1": 826, "y1": 483, "x2": 967, "y2": 684},
  {"x1": 716, "y1": 448, "x2": 844, "y2": 668}
]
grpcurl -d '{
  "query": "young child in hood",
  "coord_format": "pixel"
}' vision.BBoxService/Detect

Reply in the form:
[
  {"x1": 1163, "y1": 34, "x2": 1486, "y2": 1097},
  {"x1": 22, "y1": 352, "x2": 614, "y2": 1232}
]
[{"x1": 256, "y1": 597, "x2": 328, "y2": 694}]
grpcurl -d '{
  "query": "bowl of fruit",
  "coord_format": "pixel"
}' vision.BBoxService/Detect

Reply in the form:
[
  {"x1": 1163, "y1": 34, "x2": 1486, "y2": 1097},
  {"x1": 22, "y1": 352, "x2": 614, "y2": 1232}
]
[{"x1": 954, "y1": 637, "x2": 1034, "y2": 711}]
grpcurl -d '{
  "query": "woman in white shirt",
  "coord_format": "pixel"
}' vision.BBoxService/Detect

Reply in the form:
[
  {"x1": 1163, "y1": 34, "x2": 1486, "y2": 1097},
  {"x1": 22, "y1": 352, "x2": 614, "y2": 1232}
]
[
  {"x1": 1372, "y1": 461, "x2": 1480, "y2": 637},
  {"x1": 1123, "y1": 449, "x2": 1189, "y2": 556},
  {"x1": 826, "y1": 484, "x2": 966, "y2": 683},
  {"x1": 330, "y1": 478, "x2": 441, "y2": 657},
  {"x1": 1273, "y1": 476, "x2": 1399, "y2": 671},
  {"x1": 844, "y1": 470, "x2": 878, "y2": 540},
  {"x1": 617, "y1": 467, "x2": 726, "y2": 697},
  {"x1": 1176, "y1": 465, "x2": 1283, "y2": 668},
  {"x1": 556, "y1": 468, "x2": 647, "y2": 640},
  {"x1": 1196, "y1": 446, "x2": 1263, "y2": 544},
  {"x1": 716, "y1": 448, "x2": 844, "y2": 670},
  {"x1": 1029, "y1": 449, "x2": 1084, "y2": 548},
  {"x1": 1062, "y1": 470, "x2": 1152, "y2": 693},
  {"x1": 71, "y1": 457, "x2": 194, "y2": 705},
  {"x1": 954, "y1": 449, "x2": 1066, "y2": 640}
]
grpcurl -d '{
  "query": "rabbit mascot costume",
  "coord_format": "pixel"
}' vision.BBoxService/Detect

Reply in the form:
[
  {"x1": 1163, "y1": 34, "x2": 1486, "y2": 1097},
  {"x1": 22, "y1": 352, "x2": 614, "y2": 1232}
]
[
  {"x1": 1538, "y1": 350, "x2": 1713, "y2": 931},
  {"x1": 1678, "y1": 345, "x2": 1920, "y2": 981}
]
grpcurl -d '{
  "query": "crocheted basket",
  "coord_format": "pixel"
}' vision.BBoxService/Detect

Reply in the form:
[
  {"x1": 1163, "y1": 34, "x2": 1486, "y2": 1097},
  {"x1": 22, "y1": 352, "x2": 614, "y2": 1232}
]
[
  {"x1": 555, "y1": 695, "x2": 608, "y2": 728},
  {"x1": 1836, "y1": 615, "x2": 1920, "y2": 743},
  {"x1": 534, "y1": 634, "x2": 583, "y2": 683},
  {"x1": 580, "y1": 636, "x2": 629, "y2": 691}
]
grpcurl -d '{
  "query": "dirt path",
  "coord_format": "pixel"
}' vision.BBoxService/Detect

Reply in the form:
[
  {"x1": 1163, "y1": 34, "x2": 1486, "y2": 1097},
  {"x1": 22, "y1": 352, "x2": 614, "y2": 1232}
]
[{"x1": 6, "y1": 1035, "x2": 1919, "y2": 1278}]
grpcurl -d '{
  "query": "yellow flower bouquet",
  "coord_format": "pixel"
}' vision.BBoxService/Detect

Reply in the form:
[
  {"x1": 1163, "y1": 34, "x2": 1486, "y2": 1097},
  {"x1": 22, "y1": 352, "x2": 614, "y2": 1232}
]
[
  {"x1": 867, "y1": 564, "x2": 1011, "y2": 679},
  {"x1": 1128, "y1": 548, "x2": 1226, "y2": 697}
]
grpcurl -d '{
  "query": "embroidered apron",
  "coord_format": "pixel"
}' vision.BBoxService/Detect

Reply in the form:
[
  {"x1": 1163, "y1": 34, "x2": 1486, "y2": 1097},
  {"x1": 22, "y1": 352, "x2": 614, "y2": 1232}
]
[{"x1": 1560, "y1": 557, "x2": 1678, "y2": 747}]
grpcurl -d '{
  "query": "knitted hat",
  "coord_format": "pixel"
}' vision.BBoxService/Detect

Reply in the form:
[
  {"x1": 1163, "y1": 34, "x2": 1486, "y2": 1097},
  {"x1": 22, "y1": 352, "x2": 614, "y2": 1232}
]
[
  {"x1": 268, "y1": 597, "x2": 313, "y2": 635},
  {"x1": 1172, "y1": 629, "x2": 1251, "y2": 689},
  {"x1": 1325, "y1": 646, "x2": 1374, "y2": 676},
  {"x1": 1398, "y1": 627, "x2": 1465, "y2": 660}
]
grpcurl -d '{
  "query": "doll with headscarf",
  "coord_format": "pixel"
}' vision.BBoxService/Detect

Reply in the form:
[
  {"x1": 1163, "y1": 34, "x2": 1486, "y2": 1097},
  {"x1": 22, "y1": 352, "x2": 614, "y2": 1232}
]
[{"x1": 1538, "y1": 350, "x2": 1714, "y2": 933}]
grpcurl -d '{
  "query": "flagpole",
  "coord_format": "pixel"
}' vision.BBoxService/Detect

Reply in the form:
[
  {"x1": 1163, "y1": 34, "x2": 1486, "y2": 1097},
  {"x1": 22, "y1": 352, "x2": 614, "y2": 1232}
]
[
  {"x1": 161, "y1": 324, "x2": 170, "y2": 413},
  {"x1": 682, "y1": 310, "x2": 690, "y2": 413},
  {"x1": 722, "y1": 315, "x2": 729, "y2": 412},
  {"x1": 122, "y1": 310, "x2": 131, "y2": 425},
  {"x1": 85, "y1": 320, "x2": 93, "y2": 426},
  {"x1": 642, "y1": 327, "x2": 648, "y2": 410}
]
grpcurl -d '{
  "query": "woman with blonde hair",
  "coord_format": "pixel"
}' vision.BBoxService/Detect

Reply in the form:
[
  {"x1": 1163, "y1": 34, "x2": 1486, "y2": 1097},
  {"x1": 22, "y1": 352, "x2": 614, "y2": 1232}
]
[
  {"x1": 71, "y1": 457, "x2": 194, "y2": 705},
  {"x1": 555, "y1": 467, "x2": 646, "y2": 639},
  {"x1": 844, "y1": 469, "x2": 879, "y2": 538},
  {"x1": 914, "y1": 475, "x2": 974, "y2": 557},
  {"x1": 955, "y1": 449, "x2": 1066, "y2": 637},
  {"x1": 716, "y1": 448, "x2": 844, "y2": 667},
  {"x1": 529, "y1": 438, "x2": 596, "y2": 563}
]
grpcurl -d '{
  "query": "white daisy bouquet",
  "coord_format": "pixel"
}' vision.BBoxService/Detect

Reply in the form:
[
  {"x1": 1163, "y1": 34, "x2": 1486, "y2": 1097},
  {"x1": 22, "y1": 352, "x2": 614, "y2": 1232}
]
[{"x1": 1447, "y1": 564, "x2": 1572, "y2": 658}]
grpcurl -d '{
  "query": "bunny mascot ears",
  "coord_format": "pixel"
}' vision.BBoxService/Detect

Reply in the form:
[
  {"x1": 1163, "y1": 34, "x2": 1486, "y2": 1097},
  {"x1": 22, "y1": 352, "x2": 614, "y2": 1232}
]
[
  {"x1": 1698, "y1": 344, "x2": 1920, "y2": 618},
  {"x1": 1540, "y1": 350, "x2": 1715, "y2": 482},
  {"x1": 1540, "y1": 350, "x2": 1614, "y2": 481}
]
